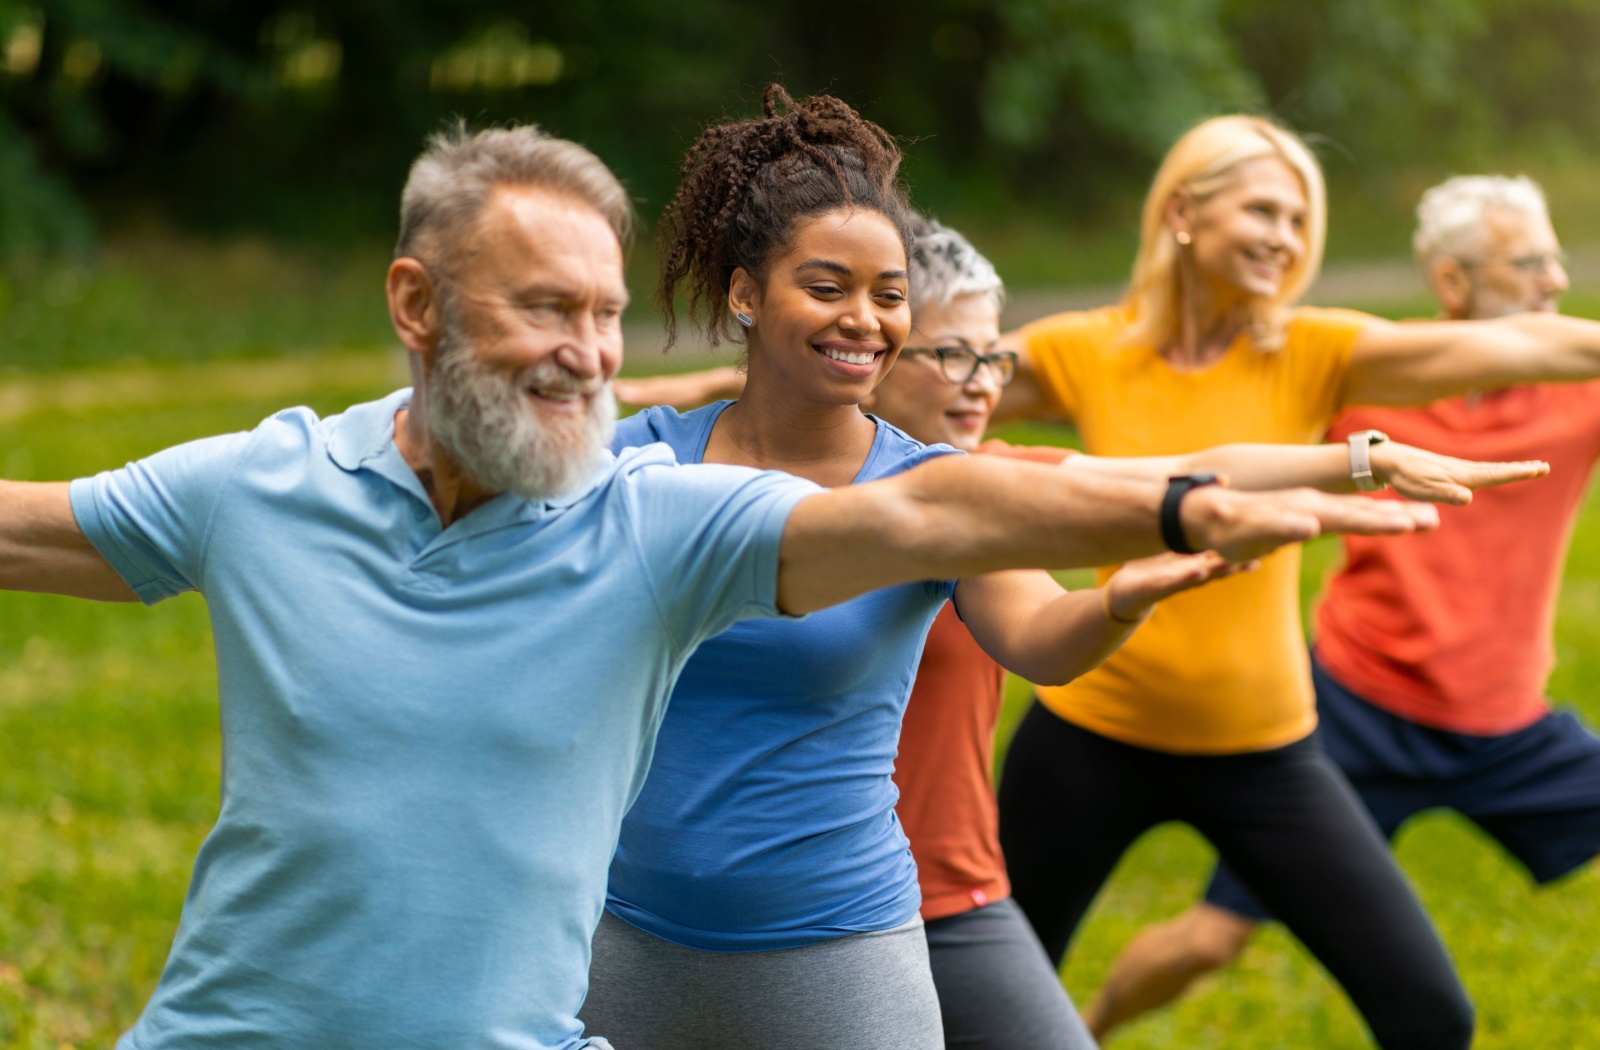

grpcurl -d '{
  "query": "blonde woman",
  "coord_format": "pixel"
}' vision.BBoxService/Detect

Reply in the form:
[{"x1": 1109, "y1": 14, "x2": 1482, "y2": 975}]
[{"x1": 995, "y1": 116, "x2": 1600, "y2": 1050}]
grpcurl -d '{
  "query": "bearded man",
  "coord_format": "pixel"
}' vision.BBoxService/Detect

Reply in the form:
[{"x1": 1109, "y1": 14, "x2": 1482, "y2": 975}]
[{"x1": 0, "y1": 124, "x2": 1439, "y2": 1050}]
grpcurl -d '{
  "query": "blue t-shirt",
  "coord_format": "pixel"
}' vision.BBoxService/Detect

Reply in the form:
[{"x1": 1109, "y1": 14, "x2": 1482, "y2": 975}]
[
  {"x1": 605, "y1": 402, "x2": 958, "y2": 950},
  {"x1": 69, "y1": 390, "x2": 817, "y2": 1050}
]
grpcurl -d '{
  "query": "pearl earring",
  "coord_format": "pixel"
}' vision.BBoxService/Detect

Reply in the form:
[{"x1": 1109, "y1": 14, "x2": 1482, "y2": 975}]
[
  {"x1": 735, "y1": 311, "x2": 755, "y2": 328},
  {"x1": 1175, "y1": 231, "x2": 1192, "y2": 246}
]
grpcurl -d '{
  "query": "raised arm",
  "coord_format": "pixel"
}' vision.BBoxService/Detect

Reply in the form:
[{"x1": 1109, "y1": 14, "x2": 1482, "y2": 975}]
[
  {"x1": 613, "y1": 367, "x2": 746, "y2": 411},
  {"x1": 1063, "y1": 442, "x2": 1548, "y2": 506},
  {"x1": 0, "y1": 481, "x2": 136, "y2": 601},
  {"x1": 1343, "y1": 312, "x2": 1600, "y2": 406},
  {"x1": 776, "y1": 454, "x2": 1436, "y2": 614}
]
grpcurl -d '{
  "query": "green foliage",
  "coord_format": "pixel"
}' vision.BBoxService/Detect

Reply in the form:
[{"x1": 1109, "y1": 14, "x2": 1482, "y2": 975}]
[{"x1": 5, "y1": 1, "x2": 1600, "y2": 253}]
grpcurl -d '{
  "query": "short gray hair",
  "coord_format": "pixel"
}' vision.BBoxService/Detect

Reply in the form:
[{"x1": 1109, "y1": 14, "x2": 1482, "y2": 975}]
[
  {"x1": 396, "y1": 122, "x2": 633, "y2": 269},
  {"x1": 1413, "y1": 175, "x2": 1549, "y2": 264},
  {"x1": 907, "y1": 213, "x2": 1004, "y2": 313}
]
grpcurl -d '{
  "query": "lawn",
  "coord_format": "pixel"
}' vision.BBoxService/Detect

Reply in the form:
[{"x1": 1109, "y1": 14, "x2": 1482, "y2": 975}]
[{"x1": 2, "y1": 248, "x2": 1598, "y2": 1045}]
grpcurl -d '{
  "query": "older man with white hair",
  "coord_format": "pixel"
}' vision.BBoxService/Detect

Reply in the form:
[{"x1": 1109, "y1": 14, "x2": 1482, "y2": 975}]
[
  {"x1": 1085, "y1": 174, "x2": 1600, "y2": 1042},
  {"x1": 0, "y1": 124, "x2": 1441, "y2": 1050}
]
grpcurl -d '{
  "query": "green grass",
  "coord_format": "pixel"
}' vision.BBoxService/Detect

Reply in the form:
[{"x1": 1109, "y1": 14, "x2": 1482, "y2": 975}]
[
  {"x1": 5, "y1": 359, "x2": 1599, "y2": 1049},
  {"x1": 4, "y1": 234, "x2": 1600, "y2": 1046}
]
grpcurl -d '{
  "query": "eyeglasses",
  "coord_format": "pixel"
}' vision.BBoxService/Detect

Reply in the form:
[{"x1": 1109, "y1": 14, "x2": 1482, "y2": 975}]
[
  {"x1": 900, "y1": 346, "x2": 1018, "y2": 386},
  {"x1": 1461, "y1": 250, "x2": 1568, "y2": 275}
]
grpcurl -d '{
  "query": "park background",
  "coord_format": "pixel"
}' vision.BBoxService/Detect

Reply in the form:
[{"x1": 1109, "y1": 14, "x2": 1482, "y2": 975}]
[{"x1": 2, "y1": 0, "x2": 1599, "y2": 1045}]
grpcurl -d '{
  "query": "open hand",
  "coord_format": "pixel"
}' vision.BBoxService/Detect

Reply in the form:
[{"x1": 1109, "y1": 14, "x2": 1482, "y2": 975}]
[
  {"x1": 1372, "y1": 442, "x2": 1548, "y2": 505},
  {"x1": 1103, "y1": 551, "x2": 1255, "y2": 622},
  {"x1": 1181, "y1": 484, "x2": 1439, "y2": 564}
]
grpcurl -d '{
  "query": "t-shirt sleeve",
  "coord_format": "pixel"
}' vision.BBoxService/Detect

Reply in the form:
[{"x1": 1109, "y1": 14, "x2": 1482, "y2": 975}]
[
  {"x1": 1020, "y1": 311, "x2": 1104, "y2": 422},
  {"x1": 625, "y1": 460, "x2": 821, "y2": 649},
  {"x1": 611, "y1": 407, "x2": 665, "y2": 453},
  {"x1": 68, "y1": 430, "x2": 257, "y2": 605},
  {"x1": 1291, "y1": 307, "x2": 1373, "y2": 422}
]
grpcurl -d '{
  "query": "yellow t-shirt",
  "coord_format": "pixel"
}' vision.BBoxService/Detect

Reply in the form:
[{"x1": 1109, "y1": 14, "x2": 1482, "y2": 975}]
[{"x1": 1024, "y1": 304, "x2": 1370, "y2": 754}]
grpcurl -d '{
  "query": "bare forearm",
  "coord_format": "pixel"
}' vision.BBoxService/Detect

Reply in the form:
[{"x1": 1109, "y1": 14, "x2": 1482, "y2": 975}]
[
  {"x1": 1348, "y1": 314, "x2": 1600, "y2": 406},
  {"x1": 613, "y1": 367, "x2": 744, "y2": 410},
  {"x1": 0, "y1": 481, "x2": 136, "y2": 601},
  {"x1": 1071, "y1": 444, "x2": 1354, "y2": 493},
  {"x1": 779, "y1": 457, "x2": 1167, "y2": 613},
  {"x1": 992, "y1": 588, "x2": 1134, "y2": 685}
]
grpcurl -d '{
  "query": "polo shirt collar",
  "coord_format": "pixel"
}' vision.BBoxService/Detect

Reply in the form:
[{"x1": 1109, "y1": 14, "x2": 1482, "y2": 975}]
[{"x1": 326, "y1": 388, "x2": 616, "y2": 521}]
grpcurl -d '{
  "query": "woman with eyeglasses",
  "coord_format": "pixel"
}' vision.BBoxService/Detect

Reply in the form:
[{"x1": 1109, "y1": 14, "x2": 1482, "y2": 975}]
[
  {"x1": 866, "y1": 215, "x2": 1548, "y2": 1050},
  {"x1": 606, "y1": 192, "x2": 1539, "y2": 1048}
]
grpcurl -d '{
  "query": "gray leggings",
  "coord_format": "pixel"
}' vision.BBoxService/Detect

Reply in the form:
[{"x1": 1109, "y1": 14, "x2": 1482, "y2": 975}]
[
  {"x1": 581, "y1": 910, "x2": 942, "y2": 1049},
  {"x1": 925, "y1": 898, "x2": 1097, "y2": 1049}
]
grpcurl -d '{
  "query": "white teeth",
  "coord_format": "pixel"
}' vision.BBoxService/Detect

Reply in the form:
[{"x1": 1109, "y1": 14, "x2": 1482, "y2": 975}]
[
  {"x1": 822, "y1": 347, "x2": 877, "y2": 365},
  {"x1": 532, "y1": 389, "x2": 581, "y2": 401}
]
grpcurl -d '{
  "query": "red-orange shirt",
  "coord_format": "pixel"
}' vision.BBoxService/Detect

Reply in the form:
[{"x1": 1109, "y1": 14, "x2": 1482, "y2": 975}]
[
  {"x1": 1315, "y1": 382, "x2": 1600, "y2": 735},
  {"x1": 893, "y1": 439, "x2": 1073, "y2": 920}
]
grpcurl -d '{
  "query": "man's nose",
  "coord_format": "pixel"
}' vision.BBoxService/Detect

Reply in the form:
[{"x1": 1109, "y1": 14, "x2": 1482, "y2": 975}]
[
  {"x1": 1542, "y1": 258, "x2": 1571, "y2": 295},
  {"x1": 551, "y1": 315, "x2": 609, "y2": 380}
]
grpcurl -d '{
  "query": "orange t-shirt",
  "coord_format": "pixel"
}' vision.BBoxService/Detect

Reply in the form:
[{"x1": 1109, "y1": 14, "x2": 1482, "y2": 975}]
[
  {"x1": 1315, "y1": 383, "x2": 1600, "y2": 734},
  {"x1": 1023, "y1": 305, "x2": 1368, "y2": 754},
  {"x1": 893, "y1": 439, "x2": 1073, "y2": 920}
]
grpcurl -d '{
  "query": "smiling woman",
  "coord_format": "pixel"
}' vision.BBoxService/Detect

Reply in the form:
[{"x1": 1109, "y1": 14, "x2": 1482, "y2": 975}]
[{"x1": 578, "y1": 86, "x2": 1244, "y2": 1050}]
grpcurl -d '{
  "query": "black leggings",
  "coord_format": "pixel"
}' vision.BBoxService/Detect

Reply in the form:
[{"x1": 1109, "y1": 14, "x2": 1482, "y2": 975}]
[{"x1": 997, "y1": 702, "x2": 1473, "y2": 1050}]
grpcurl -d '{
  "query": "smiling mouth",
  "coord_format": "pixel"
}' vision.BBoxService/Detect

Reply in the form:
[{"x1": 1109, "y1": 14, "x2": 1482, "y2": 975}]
[
  {"x1": 817, "y1": 345, "x2": 883, "y2": 366},
  {"x1": 1243, "y1": 249, "x2": 1285, "y2": 275}
]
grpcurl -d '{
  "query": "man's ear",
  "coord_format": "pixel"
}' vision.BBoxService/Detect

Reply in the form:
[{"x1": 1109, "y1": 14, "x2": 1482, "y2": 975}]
[
  {"x1": 1429, "y1": 257, "x2": 1473, "y2": 318},
  {"x1": 388, "y1": 258, "x2": 442, "y2": 359},
  {"x1": 728, "y1": 267, "x2": 761, "y2": 325}
]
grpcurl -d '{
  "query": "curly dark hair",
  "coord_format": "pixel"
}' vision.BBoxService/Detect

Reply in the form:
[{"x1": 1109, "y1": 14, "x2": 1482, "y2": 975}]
[{"x1": 656, "y1": 84, "x2": 914, "y2": 348}]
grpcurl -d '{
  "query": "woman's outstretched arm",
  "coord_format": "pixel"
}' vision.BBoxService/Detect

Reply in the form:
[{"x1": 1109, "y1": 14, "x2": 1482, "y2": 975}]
[{"x1": 1063, "y1": 442, "x2": 1547, "y2": 506}]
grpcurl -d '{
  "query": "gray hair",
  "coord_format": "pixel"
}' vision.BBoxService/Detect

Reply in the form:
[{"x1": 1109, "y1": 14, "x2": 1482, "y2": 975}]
[
  {"x1": 907, "y1": 213, "x2": 1005, "y2": 313},
  {"x1": 1413, "y1": 175, "x2": 1549, "y2": 264},
  {"x1": 396, "y1": 122, "x2": 633, "y2": 269}
]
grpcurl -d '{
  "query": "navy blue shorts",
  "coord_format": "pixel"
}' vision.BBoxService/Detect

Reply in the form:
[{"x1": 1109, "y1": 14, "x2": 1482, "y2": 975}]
[{"x1": 1206, "y1": 651, "x2": 1600, "y2": 920}]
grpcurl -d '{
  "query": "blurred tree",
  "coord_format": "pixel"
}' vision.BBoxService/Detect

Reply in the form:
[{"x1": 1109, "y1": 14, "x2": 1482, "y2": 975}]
[{"x1": 3, "y1": 0, "x2": 1600, "y2": 254}]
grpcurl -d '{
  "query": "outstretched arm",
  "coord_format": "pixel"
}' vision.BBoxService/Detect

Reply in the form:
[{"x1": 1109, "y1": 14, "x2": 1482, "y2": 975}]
[
  {"x1": 0, "y1": 481, "x2": 136, "y2": 601},
  {"x1": 776, "y1": 455, "x2": 1436, "y2": 614},
  {"x1": 613, "y1": 367, "x2": 745, "y2": 411},
  {"x1": 1344, "y1": 313, "x2": 1600, "y2": 406},
  {"x1": 954, "y1": 552, "x2": 1244, "y2": 685},
  {"x1": 1063, "y1": 442, "x2": 1547, "y2": 505}
]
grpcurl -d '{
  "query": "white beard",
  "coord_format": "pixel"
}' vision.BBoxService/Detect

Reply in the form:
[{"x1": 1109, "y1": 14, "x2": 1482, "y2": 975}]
[{"x1": 426, "y1": 315, "x2": 617, "y2": 502}]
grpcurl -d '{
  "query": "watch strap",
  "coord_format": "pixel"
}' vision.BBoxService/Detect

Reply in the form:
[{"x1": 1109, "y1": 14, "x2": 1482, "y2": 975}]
[
  {"x1": 1160, "y1": 474, "x2": 1220, "y2": 555},
  {"x1": 1347, "y1": 430, "x2": 1387, "y2": 492}
]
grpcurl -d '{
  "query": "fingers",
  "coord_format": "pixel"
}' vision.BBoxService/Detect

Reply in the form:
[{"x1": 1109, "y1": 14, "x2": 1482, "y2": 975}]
[
  {"x1": 1297, "y1": 490, "x2": 1437, "y2": 535},
  {"x1": 1464, "y1": 459, "x2": 1549, "y2": 489}
]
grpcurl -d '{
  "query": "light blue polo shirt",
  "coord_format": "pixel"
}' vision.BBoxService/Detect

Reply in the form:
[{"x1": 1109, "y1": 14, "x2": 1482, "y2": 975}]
[
  {"x1": 604, "y1": 403, "x2": 957, "y2": 951},
  {"x1": 68, "y1": 389, "x2": 817, "y2": 1050}
]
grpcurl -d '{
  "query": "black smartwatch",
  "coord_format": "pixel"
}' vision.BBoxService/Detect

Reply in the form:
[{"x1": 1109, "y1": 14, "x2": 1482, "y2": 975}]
[{"x1": 1160, "y1": 474, "x2": 1220, "y2": 555}]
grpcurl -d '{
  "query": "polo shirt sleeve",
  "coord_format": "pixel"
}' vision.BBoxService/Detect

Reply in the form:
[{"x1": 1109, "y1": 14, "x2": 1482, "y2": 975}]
[
  {"x1": 625, "y1": 462, "x2": 820, "y2": 650},
  {"x1": 69, "y1": 430, "x2": 257, "y2": 604}
]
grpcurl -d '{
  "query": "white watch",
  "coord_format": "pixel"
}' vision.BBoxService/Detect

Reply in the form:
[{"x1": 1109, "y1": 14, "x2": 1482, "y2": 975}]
[{"x1": 1347, "y1": 429, "x2": 1389, "y2": 492}]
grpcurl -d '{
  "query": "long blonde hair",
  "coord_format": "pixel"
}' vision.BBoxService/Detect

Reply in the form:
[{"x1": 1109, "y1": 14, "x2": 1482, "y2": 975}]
[{"x1": 1121, "y1": 115, "x2": 1327, "y2": 352}]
